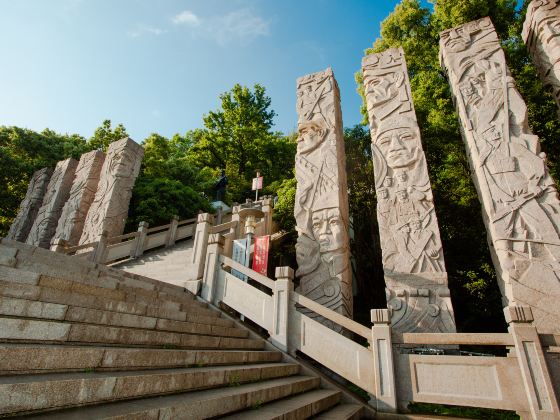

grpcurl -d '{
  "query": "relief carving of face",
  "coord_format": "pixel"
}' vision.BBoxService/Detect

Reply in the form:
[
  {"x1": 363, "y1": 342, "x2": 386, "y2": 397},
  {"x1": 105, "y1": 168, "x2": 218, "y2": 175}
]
[
  {"x1": 311, "y1": 207, "x2": 346, "y2": 253},
  {"x1": 364, "y1": 72, "x2": 401, "y2": 106},
  {"x1": 297, "y1": 120, "x2": 327, "y2": 155},
  {"x1": 375, "y1": 123, "x2": 421, "y2": 170},
  {"x1": 378, "y1": 188, "x2": 389, "y2": 200},
  {"x1": 109, "y1": 145, "x2": 137, "y2": 178},
  {"x1": 441, "y1": 25, "x2": 476, "y2": 53}
]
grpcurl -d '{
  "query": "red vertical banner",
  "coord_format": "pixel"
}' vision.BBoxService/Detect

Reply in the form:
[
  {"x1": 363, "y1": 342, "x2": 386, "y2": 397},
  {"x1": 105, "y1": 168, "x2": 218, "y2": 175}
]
[{"x1": 252, "y1": 235, "x2": 270, "y2": 276}]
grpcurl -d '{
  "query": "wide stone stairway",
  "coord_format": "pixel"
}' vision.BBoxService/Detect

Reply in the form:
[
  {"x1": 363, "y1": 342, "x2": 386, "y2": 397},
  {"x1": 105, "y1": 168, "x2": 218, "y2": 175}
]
[{"x1": 0, "y1": 238, "x2": 365, "y2": 419}]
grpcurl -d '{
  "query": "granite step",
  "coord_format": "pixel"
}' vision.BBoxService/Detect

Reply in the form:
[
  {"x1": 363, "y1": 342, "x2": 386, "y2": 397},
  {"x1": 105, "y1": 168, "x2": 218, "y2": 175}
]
[
  {"x1": 0, "y1": 241, "x2": 199, "y2": 306},
  {"x1": 22, "y1": 376, "x2": 320, "y2": 419},
  {"x1": 0, "y1": 344, "x2": 282, "y2": 375},
  {"x1": 313, "y1": 403, "x2": 365, "y2": 419},
  {"x1": 0, "y1": 363, "x2": 300, "y2": 416},
  {"x1": 0, "y1": 317, "x2": 265, "y2": 350},
  {"x1": 220, "y1": 388, "x2": 341, "y2": 419},
  {"x1": 0, "y1": 266, "x2": 223, "y2": 322},
  {"x1": 0, "y1": 296, "x2": 247, "y2": 338}
]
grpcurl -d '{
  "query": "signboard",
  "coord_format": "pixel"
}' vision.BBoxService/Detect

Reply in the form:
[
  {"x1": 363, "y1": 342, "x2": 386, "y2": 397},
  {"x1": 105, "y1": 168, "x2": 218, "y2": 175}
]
[
  {"x1": 231, "y1": 239, "x2": 248, "y2": 281},
  {"x1": 252, "y1": 235, "x2": 270, "y2": 276},
  {"x1": 251, "y1": 176, "x2": 263, "y2": 191}
]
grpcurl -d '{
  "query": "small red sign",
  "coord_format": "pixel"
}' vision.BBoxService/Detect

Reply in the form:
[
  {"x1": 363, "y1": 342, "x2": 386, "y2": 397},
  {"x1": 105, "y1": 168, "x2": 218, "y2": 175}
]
[{"x1": 252, "y1": 235, "x2": 270, "y2": 276}]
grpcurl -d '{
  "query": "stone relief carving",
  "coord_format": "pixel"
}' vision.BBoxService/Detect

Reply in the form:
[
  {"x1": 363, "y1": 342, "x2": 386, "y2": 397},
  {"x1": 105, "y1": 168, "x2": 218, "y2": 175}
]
[
  {"x1": 26, "y1": 158, "x2": 78, "y2": 248},
  {"x1": 54, "y1": 150, "x2": 105, "y2": 246},
  {"x1": 79, "y1": 138, "x2": 144, "y2": 246},
  {"x1": 362, "y1": 48, "x2": 456, "y2": 333},
  {"x1": 294, "y1": 68, "x2": 353, "y2": 331},
  {"x1": 440, "y1": 17, "x2": 560, "y2": 334},
  {"x1": 7, "y1": 167, "x2": 53, "y2": 242},
  {"x1": 523, "y1": 0, "x2": 560, "y2": 111}
]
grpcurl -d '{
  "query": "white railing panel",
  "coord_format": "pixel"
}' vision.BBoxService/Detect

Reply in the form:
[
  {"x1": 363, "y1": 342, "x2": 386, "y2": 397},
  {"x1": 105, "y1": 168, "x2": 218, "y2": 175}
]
[
  {"x1": 105, "y1": 241, "x2": 134, "y2": 261},
  {"x1": 176, "y1": 224, "x2": 194, "y2": 240},
  {"x1": 290, "y1": 308, "x2": 375, "y2": 395},
  {"x1": 145, "y1": 231, "x2": 167, "y2": 250},
  {"x1": 406, "y1": 354, "x2": 527, "y2": 411},
  {"x1": 222, "y1": 272, "x2": 273, "y2": 331}
]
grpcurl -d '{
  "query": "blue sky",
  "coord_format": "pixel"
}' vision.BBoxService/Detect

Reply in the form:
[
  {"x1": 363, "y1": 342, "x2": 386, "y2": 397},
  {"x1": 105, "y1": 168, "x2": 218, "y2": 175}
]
[{"x1": 0, "y1": 0, "x2": 414, "y2": 142}]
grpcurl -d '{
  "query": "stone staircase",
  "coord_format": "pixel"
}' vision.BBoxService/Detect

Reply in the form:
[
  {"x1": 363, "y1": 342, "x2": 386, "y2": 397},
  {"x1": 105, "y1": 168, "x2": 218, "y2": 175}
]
[
  {"x1": 0, "y1": 238, "x2": 366, "y2": 419},
  {"x1": 113, "y1": 238, "x2": 195, "y2": 288}
]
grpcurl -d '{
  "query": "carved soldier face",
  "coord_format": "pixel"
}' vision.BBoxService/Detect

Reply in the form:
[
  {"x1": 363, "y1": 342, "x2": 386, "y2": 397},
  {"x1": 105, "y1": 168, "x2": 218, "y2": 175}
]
[
  {"x1": 311, "y1": 207, "x2": 345, "y2": 253},
  {"x1": 109, "y1": 146, "x2": 137, "y2": 178},
  {"x1": 396, "y1": 171, "x2": 408, "y2": 183},
  {"x1": 383, "y1": 177, "x2": 393, "y2": 187},
  {"x1": 410, "y1": 219, "x2": 422, "y2": 231},
  {"x1": 441, "y1": 26, "x2": 475, "y2": 53},
  {"x1": 378, "y1": 188, "x2": 389, "y2": 200},
  {"x1": 297, "y1": 120, "x2": 327, "y2": 155},
  {"x1": 376, "y1": 125, "x2": 420, "y2": 169}
]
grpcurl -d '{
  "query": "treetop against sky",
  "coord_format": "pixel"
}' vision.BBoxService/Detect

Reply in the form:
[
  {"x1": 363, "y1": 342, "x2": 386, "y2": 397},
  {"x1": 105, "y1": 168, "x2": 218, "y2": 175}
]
[{"x1": 0, "y1": 0, "x2": 428, "y2": 142}]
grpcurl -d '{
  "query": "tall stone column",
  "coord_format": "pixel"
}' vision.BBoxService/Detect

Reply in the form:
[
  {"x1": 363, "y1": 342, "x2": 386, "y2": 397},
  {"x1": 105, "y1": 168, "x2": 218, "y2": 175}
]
[
  {"x1": 26, "y1": 158, "x2": 78, "y2": 248},
  {"x1": 361, "y1": 48, "x2": 456, "y2": 333},
  {"x1": 523, "y1": 0, "x2": 560, "y2": 112},
  {"x1": 79, "y1": 138, "x2": 144, "y2": 245},
  {"x1": 7, "y1": 167, "x2": 53, "y2": 242},
  {"x1": 440, "y1": 17, "x2": 560, "y2": 334},
  {"x1": 53, "y1": 150, "x2": 105, "y2": 246},
  {"x1": 294, "y1": 68, "x2": 353, "y2": 330}
]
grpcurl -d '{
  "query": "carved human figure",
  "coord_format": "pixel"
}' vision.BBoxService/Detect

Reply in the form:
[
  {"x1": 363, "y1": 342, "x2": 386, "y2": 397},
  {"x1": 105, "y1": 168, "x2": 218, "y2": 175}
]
[
  {"x1": 363, "y1": 47, "x2": 455, "y2": 333},
  {"x1": 79, "y1": 138, "x2": 143, "y2": 245},
  {"x1": 294, "y1": 68, "x2": 353, "y2": 326},
  {"x1": 440, "y1": 17, "x2": 560, "y2": 334},
  {"x1": 523, "y1": 0, "x2": 560, "y2": 110},
  {"x1": 7, "y1": 167, "x2": 53, "y2": 242},
  {"x1": 26, "y1": 158, "x2": 78, "y2": 248}
]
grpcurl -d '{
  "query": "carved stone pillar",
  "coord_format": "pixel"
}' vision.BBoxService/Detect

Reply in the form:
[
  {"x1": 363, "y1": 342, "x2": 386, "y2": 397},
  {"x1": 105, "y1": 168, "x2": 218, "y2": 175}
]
[
  {"x1": 361, "y1": 48, "x2": 456, "y2": 333},
  {"x1": 294, "y1": 68, "x2": 353, "y2": 328},
  {"x1": 53, "y1": 150, "x2": 105, "y2": 246},
  {"x1": 26, "y1": 158, "x2": 78, "y2": 248},
  {"x1": 440, "y1": 17, "x2": 560, "y2": 334},
  {"x1": 523, "y1": 0, "x2": 560, "y2": 112},
  {"x1": 7, "y1": 167, "x2": 53, "y2": 242},
  {"x1": 78, "y1": 138, "x2": 143, "y2": 246}
]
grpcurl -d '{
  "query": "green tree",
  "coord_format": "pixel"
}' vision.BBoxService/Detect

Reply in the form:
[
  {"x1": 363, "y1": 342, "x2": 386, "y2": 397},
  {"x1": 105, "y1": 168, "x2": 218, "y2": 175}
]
[
  {"x1": 188, "y1": 84, "x2": 296, "y2": 203},
  {"x1": 88, "y1": 119, "x2": 129, "y2": 152}
]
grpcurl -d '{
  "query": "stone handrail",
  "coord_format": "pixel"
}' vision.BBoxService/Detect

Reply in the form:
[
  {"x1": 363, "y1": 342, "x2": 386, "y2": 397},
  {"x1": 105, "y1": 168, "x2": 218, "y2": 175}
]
[
  {"x1": 397, "y1": 332, "x2": 514, "y2": 346},
  {"x1": 53, "y1": 216, "x2": 196, "y2": 265},
  {"x1": 210, "y1": 220, "x2": 238, "y2": 235},
  {"x1": 292, "y1": 292, "x2": 372, "y2": 341},
  {"x1": 221, "y1": 255, "x2": 274, "y2": 289}
]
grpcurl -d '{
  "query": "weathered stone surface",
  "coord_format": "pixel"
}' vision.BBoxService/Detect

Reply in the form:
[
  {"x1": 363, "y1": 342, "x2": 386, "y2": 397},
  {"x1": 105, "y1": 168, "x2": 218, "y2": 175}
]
[
  {"x1": 523, "y1": 0, "x2": 560, "y2": 112},
  {"x1": 294, "y1": 68, "x2": 353, "y2": 329},
  {"x1": 79, "y1": 137, "x2": 143, "y2": 245},
  {"x1": 7, "y1": 167, "x2": 52, "y2": 242},
  {"x1": 440, "y1": 17, "x2": 560, "y2": 334},
  {"x1": 54, "y1": 150, "x2": 105, "y2": 246},
  {"x1": 362, "y1": 48, "x2": 456, "y2": 333},
  {"x1": 25, "y1": 159, "x2": 78, "y2": 248}
]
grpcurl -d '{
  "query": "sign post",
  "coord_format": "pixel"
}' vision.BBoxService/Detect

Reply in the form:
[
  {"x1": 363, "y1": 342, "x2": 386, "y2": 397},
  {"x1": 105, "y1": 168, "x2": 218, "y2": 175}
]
[{"x1": 252, "y1": 171, "x2": 263, "y2": 201}]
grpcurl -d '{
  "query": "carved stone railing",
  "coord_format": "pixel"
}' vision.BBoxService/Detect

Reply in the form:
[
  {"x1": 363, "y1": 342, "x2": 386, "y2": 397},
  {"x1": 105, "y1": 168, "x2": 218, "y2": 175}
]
[
  {"x1": 197, "y1": 232, "x2": 560, "y2": 419},
  {"x1": 51, "y1": 216, "x2": 196, "y2": 265}
]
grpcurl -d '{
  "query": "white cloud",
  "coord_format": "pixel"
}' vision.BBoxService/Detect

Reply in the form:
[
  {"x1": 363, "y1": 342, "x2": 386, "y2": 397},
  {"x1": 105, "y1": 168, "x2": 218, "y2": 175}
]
[
  {"x1": 172, "y1": 10, "x2": 200, "y2": 26},
  {"x1": 172, "y1": 9, "x2": 269, "y2": 46},
  {"x1": 127, "y1": 24, "x2": 166, "y2": 38}
]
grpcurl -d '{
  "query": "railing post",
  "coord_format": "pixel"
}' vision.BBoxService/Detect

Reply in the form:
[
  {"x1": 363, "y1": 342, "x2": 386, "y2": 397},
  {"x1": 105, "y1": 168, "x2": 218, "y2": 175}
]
[
  {"x1": 270, "y1": 266, "x2": 294, "y2": 352},
  {"x1": 188, "y1": 213, "x2": 215, "y2": 281},
  {"x1": 231, "y1": 204, "x2": 241, "y2": 239},
  {"x1": 262, "y1": 196, "x2": 274, "y2": 235},
  {"x1": 371, "y1": 309, "x2": 397, "y2": 413},
  {"x1": 216, "y1": 205, "x2": 223, "y2": 225},
  {"x1": 200, "y1": 233, "x2": 224, "y2": 303},
  {"x1": 91, "y1": 230, "x2": 108, "y2": 264},
  {"x1": 165, "y1": 215, "x2": 179, "y2": 247},
  {"x1": 132, "y1": 221, "x2": 149, "y2": 258},
  {"x1": 50, "y1": 238, "x2": 68, "y2": 254},
  {"x1": 505, "y1": 306, "x2": 560, "y2": 419}
]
